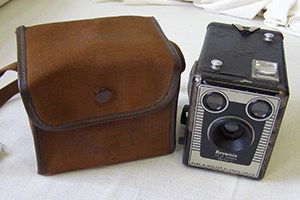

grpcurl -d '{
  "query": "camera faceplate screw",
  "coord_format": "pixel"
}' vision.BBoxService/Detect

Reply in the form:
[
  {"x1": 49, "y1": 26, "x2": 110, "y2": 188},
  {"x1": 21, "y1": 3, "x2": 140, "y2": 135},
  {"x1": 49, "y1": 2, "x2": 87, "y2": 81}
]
[
  {"x1": 211, "y1": 59, "x2": 223, "y2": 71},
  {"x1": 264, "y1": 33, "x2": 275, "y2": 42}
]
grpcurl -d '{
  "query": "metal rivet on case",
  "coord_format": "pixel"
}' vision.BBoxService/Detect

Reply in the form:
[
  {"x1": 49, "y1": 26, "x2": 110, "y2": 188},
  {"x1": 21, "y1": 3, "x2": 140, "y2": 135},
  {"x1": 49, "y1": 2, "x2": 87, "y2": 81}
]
[
  {"x1": 264, "y1": 33, "x2": 275, "y2": 42},
  {"x1": 211, "y1": 59, "x2": 223, "y2": 71},
  {"x1": 95, "y1": 88, "x2": 112, "y2": 104}
]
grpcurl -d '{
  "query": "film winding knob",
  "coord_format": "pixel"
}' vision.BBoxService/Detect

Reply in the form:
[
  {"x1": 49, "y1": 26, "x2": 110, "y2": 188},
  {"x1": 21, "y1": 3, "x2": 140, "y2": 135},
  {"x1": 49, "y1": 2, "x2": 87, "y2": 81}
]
[{"x1": 211, "y1": 59, "x2": 223, "y2": 71}]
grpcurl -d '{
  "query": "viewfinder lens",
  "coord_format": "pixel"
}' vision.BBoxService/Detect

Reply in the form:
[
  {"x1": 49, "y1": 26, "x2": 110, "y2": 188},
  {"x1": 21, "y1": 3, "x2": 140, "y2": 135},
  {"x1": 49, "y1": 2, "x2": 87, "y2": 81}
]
[{"x1": 203, "y1": 92, "x2": 226, "y2": 112}]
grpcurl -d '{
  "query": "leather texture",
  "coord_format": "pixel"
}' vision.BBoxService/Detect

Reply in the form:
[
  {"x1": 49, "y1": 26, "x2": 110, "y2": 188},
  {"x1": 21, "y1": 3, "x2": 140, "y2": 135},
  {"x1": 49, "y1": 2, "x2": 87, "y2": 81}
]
[
  {"x1": 31, "y1": 95, "x2": 179, "y2": 175},
  {"x1": 16, "y1": 16, "x2": 184, "y2": 131},
  {"x1": 0, "y1": 62, "x2": 18, "y2": 107},
  {"x1": 11, "y1": 16, "x2": 185, "y2": 175},
  {"x1": 197, "y1": 22, "x2": 288, "y2": 93}
]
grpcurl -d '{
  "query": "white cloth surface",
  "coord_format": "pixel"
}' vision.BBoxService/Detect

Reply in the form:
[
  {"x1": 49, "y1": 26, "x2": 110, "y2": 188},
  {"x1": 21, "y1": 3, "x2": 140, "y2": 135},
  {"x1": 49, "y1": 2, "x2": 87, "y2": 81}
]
[
  {"x1": 95, "y1": 0, "x2": 188, "y2": 5},
  {"x1": 95, "y1": 0, "x2": 300, "y2": 37},
  {"x1": 193, "y1": 0, "x2": 272, "y2": 19},
  {"x1": 264, "y1": 0, "x2": 300, "y2": 37},
  {"x1": 1, "y1": 1, "x2": 300, "y2": 199},
  {"x1": 289, "y1": 1, "x2": 300, "y2": 31}
]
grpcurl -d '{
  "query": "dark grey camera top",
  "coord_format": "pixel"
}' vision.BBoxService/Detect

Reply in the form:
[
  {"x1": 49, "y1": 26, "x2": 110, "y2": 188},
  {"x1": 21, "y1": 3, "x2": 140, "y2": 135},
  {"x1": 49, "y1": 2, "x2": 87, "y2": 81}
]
[{"x1": 196, "y1": 22, "x2": 289, "y2": 95}]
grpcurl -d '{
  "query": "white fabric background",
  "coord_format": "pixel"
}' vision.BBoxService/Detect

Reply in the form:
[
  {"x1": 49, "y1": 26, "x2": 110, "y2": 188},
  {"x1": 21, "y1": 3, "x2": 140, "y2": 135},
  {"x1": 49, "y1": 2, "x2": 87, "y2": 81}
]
[
  {"x1": 95, "y1": 0, "x2": 300, "y2": 37},
  {"x1": 0, "y1": 0, "x2": 300, "y2": 199}
]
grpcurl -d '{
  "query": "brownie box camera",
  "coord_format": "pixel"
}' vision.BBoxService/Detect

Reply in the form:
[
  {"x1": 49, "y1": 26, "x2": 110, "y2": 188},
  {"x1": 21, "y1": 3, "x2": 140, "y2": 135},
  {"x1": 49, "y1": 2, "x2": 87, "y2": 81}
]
[{"x1": 180, "y1": 23, "x2": 289, "y2": 179}]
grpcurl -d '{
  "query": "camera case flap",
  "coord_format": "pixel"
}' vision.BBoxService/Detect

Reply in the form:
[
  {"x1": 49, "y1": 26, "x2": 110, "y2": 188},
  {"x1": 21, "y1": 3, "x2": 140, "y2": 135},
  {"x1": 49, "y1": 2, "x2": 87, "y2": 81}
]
[
  {"x1": 0, "y1": 16, "x2": 185, "y2": 175},
  {"x1": 181, "y1": 23, "x2": 289, "y2": 179}
]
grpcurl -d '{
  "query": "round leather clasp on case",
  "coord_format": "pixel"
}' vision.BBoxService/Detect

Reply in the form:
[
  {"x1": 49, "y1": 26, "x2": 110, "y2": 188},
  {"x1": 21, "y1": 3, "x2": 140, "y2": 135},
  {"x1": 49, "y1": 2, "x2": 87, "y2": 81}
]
[{"x1": 95, "y1": 88, "x2": 112, "y2": 104}]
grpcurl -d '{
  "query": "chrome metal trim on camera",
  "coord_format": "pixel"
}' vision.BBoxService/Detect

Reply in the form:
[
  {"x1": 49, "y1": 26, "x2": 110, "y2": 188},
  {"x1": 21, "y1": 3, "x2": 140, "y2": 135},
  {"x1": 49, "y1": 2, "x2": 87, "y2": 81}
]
[
  {"x1": 187, "y1": 84, "x2": 281, "y2": 178},
  {"x1": 210, "y1": 59, "x2": 223, "y2": 71},
  {"x1": 264, "y1": 33, "x2": 275, "y2": 42},
  {"x1": 186, "y1": 75, "x2": 202, "y2": 133},
  {"x1": 252, "y1": 59, "x2": 279, "y2": 82}
]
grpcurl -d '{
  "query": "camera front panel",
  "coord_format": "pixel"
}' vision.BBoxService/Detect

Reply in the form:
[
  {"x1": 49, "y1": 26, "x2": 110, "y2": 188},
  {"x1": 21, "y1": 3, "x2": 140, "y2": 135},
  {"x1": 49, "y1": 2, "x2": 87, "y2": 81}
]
[{"x1": 187, "y1": 84, "x2": 281, "y2": 178}]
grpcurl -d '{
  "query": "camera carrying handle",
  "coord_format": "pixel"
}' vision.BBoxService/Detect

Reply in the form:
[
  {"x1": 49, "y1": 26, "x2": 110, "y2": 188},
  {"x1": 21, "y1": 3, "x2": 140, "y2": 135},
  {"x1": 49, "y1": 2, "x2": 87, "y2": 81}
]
[{"x1": 0, "y1": 62, "x2": 19, "y2": 108}]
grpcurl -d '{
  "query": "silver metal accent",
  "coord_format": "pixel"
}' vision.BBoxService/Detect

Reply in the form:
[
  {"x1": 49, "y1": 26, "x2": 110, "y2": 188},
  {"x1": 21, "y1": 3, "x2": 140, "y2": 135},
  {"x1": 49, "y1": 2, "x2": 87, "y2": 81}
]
[
  {"x1": 233, "y1": 24, "x2": 260, "y2": 33},
  {"x1": 188, "y1": 84, "x2": 281, "y2": 178},
  {"x1": 194, "y1": 75, "x2": 201, "y2": 83},
  {"x1": 252, "y1": 59, "x2": 279, "y2": 82},
  {"x1": 211, "y1": 59, "x2": 222, "y2": 71},
  {"x1": 264, "y1": 33, "x2": 275, "y2": 42},
  {"x1": 188, "y1": 61, "x2": 199, "y2": 99},
  {"x1": 187, "y1": 76, "x2": 202, "y2": 132},
  {"x1": 248, "y1": 26, "x2": 260, "y2": 33},
  {"x1": 252, "y1": 115, "x2": 275, "y2": 164},
  {"x1": 190, "y1": 105, "x2": 204, "y2": 152},
  {"x1": 233, "y1": 24, "x2": 244, "y2": 32}
]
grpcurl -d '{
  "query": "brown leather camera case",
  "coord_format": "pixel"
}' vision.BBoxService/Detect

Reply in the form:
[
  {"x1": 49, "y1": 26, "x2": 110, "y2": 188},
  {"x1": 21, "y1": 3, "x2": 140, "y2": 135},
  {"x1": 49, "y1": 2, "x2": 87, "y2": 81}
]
[{"x1": 0, "y1": 16, "x2": 185, "y2": 175}]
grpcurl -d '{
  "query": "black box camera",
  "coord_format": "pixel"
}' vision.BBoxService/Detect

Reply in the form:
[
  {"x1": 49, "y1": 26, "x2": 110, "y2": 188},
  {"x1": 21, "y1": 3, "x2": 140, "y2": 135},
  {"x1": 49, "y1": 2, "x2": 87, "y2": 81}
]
[{"x1": 180, "y1": 23, "x2": 289, "y2": 179}]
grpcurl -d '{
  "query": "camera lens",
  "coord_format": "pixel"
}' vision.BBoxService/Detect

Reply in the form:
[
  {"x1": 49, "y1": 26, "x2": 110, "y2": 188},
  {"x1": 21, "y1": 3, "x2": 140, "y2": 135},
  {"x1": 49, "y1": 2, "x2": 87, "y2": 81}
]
[
  {"x1": 221, "y1": 123, "x2": 242, "y2": 140},
  {"x1": 248, "y1": 100, "x2": 272, "y2": 120},
  {"x1": 209, "y1": 117, "x2": 254, "y2": 152},
  {"x1": 203, "y1": 92, "x2": 227, "y2": 112}
]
